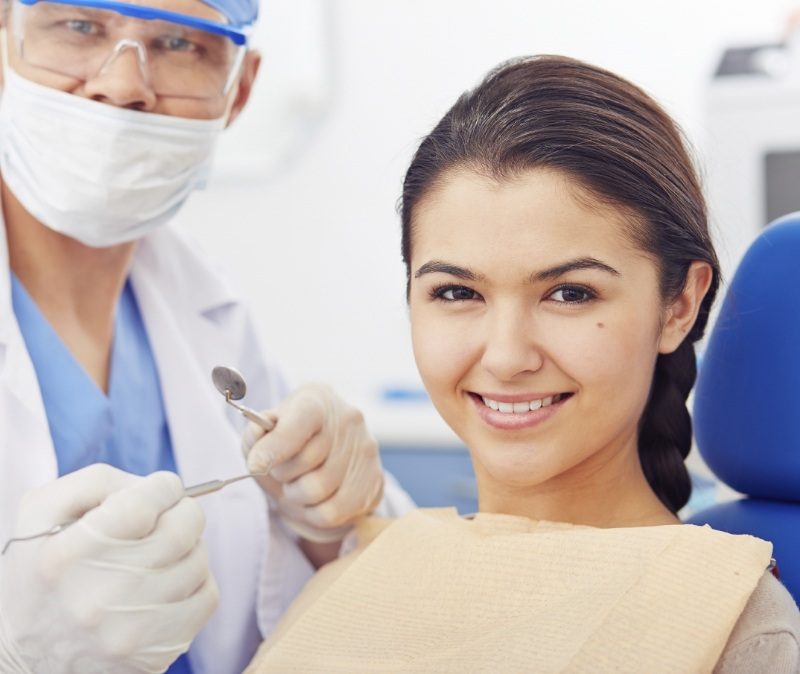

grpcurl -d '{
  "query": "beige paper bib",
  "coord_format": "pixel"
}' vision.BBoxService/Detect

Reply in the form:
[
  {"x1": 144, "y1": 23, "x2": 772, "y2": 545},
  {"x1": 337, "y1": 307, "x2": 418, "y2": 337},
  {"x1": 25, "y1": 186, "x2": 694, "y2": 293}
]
[{"x1": 248, "y1": 509, "x2": 771, "y2": 673}]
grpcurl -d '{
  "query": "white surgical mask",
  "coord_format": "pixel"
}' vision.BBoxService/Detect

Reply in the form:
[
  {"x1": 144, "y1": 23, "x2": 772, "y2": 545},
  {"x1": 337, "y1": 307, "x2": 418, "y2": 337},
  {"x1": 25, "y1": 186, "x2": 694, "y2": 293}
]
[{"x1": 0, "y1": 67, "x2": 226, "y2": 248}]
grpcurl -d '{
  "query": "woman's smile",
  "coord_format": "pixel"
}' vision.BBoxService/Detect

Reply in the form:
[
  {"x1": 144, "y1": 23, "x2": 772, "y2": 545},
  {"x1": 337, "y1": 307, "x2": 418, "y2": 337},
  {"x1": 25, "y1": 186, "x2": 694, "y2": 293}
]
[{"x1": 467, "y1": 391, "x2": 574, "y2": 430}]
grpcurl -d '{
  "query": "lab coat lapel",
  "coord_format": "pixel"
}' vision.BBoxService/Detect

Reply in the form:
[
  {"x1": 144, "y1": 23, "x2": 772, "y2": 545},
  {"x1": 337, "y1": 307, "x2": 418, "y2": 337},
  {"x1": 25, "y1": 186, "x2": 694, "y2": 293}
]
[
  {"x1": 130, "y1": 227, "x2": 267, "y2": 674},
  {"x1": 0, "y1": 212, "x2": 58, "y2": 545},
  {"x1": 129, "y1": 227, "x2": 248, "y2": 485}
]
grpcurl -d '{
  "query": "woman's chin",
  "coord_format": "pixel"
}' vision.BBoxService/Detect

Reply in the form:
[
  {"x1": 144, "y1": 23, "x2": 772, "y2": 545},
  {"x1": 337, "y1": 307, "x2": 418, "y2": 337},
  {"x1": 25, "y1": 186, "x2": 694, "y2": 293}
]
[{"x1": 472, "y1": 453, "x2": 556, "y2": 493}]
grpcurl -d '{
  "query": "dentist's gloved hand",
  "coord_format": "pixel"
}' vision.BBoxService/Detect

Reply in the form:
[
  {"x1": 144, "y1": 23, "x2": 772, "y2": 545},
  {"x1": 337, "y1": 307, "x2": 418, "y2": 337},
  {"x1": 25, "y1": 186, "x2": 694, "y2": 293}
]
[
  {"x1": 0, "y1": 465, "x2": 219, "y2": 674},
  {"x1": 242, "y1": 384, "x2": 384, "y2": 544}
]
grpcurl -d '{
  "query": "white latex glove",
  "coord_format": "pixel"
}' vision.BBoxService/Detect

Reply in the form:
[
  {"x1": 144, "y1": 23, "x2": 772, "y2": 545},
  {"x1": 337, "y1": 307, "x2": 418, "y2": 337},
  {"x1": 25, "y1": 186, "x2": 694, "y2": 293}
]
[
  {"x1": 242, "y1": 384, "x2": 384, "y2": 543},
  {"x1": 0, "y1": 465, "x2": 219, "y2": 674}
]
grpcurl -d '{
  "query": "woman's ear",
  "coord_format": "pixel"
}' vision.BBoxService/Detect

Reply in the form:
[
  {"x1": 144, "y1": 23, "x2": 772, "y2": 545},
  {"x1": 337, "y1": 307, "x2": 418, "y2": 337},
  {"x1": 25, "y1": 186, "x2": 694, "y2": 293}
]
[{"x1": 658, "y1": 261, "x2": 714, "y2": 354}]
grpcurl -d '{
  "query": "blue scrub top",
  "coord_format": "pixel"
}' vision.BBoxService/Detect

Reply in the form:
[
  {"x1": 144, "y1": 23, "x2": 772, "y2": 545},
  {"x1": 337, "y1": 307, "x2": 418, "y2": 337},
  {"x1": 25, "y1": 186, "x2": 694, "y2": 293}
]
[{"x1": 11, "y1": 274, "x2": 193, "y2": 674}]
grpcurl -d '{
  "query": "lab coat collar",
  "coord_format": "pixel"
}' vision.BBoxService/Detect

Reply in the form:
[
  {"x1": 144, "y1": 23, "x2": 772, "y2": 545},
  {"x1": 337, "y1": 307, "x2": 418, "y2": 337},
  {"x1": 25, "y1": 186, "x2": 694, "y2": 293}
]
[
  {"x1": 0, "y1": 199, "x2": 60, "y2": 543},
  {"x1": 0, "y1": 213, "x2": 245, "y2": 406},
  {"x1": 0, "y1": 207, "x2": 250, "y2": 533},
  {"x1": 133, "y1": 225, "x2": 244, "y2": 319},
  {"x1": 0, "y1": 201, "x2": 15, "y2": 346},
  {"x1": 0, "y1": 197, "x2": 51, "y2": 418}
]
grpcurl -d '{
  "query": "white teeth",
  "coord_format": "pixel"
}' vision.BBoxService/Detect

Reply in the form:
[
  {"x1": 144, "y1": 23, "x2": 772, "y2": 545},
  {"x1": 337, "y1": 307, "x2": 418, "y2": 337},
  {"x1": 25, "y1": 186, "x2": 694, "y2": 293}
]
[{"x1": 481, "y1": 394, "x2": 564, "y2": 414}]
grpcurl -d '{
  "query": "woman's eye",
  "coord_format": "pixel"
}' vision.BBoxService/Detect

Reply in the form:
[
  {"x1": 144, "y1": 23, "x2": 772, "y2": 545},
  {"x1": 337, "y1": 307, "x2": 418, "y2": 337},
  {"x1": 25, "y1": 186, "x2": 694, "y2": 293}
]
[
  {"x1": 548, "y1": 285, "x2": 595, "y2": 304},
  {"x1": 432, "y1": 285, "x2": 479, "y2": 301}
]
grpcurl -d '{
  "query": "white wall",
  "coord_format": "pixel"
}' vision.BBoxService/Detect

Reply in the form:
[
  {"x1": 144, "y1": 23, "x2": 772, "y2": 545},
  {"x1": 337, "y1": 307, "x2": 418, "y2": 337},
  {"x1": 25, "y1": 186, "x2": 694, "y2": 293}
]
[{"x1": 174, "y1": 0, "x2": 799, "y2": 444}]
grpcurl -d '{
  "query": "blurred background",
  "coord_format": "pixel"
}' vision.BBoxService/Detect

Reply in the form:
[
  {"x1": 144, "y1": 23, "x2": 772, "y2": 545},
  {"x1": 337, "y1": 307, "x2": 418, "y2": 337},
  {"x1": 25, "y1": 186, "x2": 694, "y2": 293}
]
[{"x1": 173, "y1": 0, "x2": 800, "y2": 515}]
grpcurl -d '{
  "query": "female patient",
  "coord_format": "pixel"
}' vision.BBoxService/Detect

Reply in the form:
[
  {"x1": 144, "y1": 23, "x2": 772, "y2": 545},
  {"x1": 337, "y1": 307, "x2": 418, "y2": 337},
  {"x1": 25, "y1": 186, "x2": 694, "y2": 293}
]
[{"x1": 247, "y1": 56, "x2": 800, "y2": 672}]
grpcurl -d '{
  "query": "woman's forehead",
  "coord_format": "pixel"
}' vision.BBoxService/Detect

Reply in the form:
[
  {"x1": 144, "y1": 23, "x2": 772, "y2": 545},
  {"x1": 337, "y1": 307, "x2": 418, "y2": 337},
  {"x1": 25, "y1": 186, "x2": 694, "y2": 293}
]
[{"x1": 411, "y1": 168, "x2": 643, "y2": 261}]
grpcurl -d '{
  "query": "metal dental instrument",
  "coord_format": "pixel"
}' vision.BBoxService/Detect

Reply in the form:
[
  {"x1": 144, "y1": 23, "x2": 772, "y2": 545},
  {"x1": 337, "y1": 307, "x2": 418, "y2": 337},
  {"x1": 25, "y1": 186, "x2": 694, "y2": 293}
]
[
  {"x1": 183, "y1": 472, "x2": 265, "y2": 498},
  {"x1": 211, "y1": 366, "x2": 278, "y2": 432},
  {"x1": 1, "y1": 473, "x2": 267, "y2": 555},
  {"x1": 3, "y1": 368, "x2": 277, "y2": 555},
  {"x1": 1, "y1": 521, "x2": 78, "y2": 554}
]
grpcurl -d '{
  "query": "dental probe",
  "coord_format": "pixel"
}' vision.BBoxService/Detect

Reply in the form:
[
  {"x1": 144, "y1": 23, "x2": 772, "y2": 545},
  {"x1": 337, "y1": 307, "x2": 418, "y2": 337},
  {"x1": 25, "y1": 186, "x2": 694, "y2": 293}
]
[
  {"x1": 183, "y1": 471, "x2": 266, "y2": 497},
  {"x1": 1, "y1": 472, "x2": 268, "y2": 554}
]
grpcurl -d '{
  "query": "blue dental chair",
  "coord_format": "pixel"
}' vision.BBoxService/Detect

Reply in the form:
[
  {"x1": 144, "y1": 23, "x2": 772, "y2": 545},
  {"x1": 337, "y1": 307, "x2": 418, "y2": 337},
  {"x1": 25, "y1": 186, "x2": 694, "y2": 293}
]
[{"x1": 687, "y1": 213, "x2": 800, "y2": 604}]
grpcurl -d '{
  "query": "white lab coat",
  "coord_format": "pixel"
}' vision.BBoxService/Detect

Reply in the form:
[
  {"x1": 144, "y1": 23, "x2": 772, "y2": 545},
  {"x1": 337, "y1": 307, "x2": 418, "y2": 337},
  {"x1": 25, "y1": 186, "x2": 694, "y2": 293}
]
[{"x1": 0, "y1": 216, "x2": 412, "y2": 674}]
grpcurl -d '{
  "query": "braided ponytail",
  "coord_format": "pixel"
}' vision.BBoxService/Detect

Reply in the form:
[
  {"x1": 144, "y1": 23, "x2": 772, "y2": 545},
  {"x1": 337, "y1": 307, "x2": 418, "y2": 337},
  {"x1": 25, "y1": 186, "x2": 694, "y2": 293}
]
[{"x1": 638, "y1": 339, "x2": 697, "y2": 513}]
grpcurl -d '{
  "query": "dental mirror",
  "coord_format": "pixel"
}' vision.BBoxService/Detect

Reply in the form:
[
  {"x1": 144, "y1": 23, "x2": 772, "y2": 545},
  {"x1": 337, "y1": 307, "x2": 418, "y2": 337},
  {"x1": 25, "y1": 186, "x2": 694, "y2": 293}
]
[
  {"x1": 212, "y1": 365, "x2": 248, "y2": 401},
  {"x1": 212, "y1": 366, "x2": 277, "y2": 432}
]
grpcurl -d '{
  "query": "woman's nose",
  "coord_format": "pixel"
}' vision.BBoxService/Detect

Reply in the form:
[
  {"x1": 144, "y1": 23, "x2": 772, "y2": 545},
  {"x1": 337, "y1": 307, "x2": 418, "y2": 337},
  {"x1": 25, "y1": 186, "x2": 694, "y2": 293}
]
[{"x1": 479, "y1": 308, "x2": 545, "y2": 381}]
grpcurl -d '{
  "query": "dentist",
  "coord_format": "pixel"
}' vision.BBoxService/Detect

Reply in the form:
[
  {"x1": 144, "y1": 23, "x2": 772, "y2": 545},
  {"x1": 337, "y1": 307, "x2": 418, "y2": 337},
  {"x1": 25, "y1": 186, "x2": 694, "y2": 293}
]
[{"x1": 0, "y1": 0, "x2": 412, "y2": 672}]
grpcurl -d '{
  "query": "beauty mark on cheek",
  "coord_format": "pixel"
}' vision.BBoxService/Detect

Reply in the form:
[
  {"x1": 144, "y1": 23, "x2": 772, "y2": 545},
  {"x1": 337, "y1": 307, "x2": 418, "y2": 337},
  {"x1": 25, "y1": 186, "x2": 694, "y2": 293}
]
[{"x1": 597, "y1": 322, "x2": 605, "y2": 328}]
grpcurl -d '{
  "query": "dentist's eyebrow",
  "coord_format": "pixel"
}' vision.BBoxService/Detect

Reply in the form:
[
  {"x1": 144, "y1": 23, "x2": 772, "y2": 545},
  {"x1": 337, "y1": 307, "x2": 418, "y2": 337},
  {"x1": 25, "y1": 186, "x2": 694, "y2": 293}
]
[
  {"x1": 530, "y1": 257, "x2": 620, "y2": 282},
  {"x1": 414, "y1": 261, "x2": 485, "y2": 281}
]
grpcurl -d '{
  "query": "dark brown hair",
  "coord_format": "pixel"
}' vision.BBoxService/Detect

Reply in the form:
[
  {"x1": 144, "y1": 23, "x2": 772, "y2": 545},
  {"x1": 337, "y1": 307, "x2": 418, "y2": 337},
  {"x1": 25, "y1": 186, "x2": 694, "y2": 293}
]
[{"x1": 400, "y1": 55, "x2": 720, "y2": 514}]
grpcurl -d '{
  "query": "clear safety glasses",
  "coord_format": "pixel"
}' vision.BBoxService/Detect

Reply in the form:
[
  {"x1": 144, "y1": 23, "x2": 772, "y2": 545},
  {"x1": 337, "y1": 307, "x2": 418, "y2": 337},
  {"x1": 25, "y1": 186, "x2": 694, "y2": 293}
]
[{"x1": 9, "y1": 0, "x2": 248, "y2": 99}]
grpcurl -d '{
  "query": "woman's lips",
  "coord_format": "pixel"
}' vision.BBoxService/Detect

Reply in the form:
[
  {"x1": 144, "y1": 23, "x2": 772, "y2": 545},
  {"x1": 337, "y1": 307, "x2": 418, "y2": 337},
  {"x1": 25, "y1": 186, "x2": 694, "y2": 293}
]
[{"x1": 468, "y1": 391, "x2": 573, "y2": 430}]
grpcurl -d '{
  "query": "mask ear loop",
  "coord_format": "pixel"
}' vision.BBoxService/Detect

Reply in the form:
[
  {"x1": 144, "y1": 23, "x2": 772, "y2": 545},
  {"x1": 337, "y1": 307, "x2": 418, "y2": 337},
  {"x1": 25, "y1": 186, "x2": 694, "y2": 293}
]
[
  {"x1": 3, "y1": 0, "x2": 32, "y2": 79},
  {"x1": 0, "y1": 27, "x2": 17, "y2": 99},
  {"x1": 221, "y1": 43, "x2": 247, "y2": 96},
  {"x1": 0, "y1": 24, "x2": 11, "y2": 82}
]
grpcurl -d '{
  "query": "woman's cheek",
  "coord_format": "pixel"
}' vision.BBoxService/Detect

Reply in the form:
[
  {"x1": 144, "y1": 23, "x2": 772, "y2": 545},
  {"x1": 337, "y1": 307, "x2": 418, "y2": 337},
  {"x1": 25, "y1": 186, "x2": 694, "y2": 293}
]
[
  {"x1": 411, "y1": 312, "x2": 476, "y2": 392},
  {"x1": 577, "y1": 318, "x2": 660, "y2": 405},
  {"x1": 542, "y1": 314, "x2": 610, "y2": 363}
]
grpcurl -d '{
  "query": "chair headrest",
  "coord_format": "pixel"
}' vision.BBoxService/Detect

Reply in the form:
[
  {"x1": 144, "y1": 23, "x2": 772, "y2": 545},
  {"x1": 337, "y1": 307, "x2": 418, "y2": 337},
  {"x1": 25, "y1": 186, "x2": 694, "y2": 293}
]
[{"x1": 694, "y1": 212, "x2": 800, "y2": 501}]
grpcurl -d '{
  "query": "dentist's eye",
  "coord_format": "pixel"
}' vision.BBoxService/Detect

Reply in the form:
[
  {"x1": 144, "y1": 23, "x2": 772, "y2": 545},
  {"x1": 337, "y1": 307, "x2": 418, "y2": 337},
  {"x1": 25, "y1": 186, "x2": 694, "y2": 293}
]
[
  {"x1": 64, "y1": 19, "x2": 101, "y2": 35},
  {"x1": 155, "y1": 35, "x2": 200, "y2": 53},
  {"x1": 430, "y1": 285, "x2": 481, "y2": 302},
  {"x1": 548, "y1": 285, "x2": 596, "y2": 304}
]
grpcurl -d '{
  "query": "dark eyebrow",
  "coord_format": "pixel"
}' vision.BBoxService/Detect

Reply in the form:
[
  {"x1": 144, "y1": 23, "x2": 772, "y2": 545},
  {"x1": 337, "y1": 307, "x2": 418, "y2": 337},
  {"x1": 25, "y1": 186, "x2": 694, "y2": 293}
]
[
  {"x1": 530, "y1": 257, "x2": 620, "y2": 282},
  {"x1": 414, "y1": 260, "x2": 485, "y2": 282}
]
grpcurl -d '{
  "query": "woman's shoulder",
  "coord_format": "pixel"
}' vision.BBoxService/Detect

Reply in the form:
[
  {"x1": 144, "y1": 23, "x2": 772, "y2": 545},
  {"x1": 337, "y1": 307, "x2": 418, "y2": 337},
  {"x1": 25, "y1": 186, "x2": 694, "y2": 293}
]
[{"x1": 714, "y1": 571, "x2": 800, "y2": 673}]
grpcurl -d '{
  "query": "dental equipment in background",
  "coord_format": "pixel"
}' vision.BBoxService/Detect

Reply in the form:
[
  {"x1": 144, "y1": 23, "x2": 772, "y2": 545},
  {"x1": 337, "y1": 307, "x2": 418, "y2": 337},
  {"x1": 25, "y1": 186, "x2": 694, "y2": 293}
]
[{"x1": 2, "y1": 366, "x2": 277, "y2": 555}]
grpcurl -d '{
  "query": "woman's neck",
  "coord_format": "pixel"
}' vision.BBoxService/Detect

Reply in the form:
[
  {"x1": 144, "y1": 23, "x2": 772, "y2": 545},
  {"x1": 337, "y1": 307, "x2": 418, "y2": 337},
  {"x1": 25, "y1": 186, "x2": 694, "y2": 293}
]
[
  {"x1": 476, "y1": 436, "x2": 680, "y2": 528},
  {"x1": 3, "y1": 180, "x2": 137, "y2": 392}
]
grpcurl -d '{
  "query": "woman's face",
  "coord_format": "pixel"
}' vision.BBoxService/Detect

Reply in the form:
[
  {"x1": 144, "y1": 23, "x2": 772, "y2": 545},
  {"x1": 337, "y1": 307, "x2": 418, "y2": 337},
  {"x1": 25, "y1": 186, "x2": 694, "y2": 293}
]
[{"x1": 408, "y1": 168, "x2": 675, "y2": 509}]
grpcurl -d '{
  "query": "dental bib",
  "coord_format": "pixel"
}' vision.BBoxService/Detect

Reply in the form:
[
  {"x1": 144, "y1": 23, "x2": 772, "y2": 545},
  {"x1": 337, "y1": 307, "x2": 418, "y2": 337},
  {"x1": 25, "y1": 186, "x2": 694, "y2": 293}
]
[{"x1": 247, "y1": 509, "x2": 771, "y2": 673}]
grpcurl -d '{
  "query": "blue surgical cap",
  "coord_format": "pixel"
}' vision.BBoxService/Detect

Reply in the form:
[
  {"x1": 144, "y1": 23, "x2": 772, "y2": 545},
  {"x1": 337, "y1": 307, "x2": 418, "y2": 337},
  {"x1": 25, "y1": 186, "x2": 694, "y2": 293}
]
[{"x1": 203, "y1": 0, "x2": 258, "y2": 28}]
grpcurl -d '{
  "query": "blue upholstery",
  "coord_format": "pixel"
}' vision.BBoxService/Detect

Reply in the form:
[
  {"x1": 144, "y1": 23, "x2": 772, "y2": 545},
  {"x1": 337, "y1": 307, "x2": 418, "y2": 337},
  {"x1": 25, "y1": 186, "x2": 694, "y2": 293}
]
[{"x1": 688, "y1": 213, "x2": 800, "y2": 603}]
